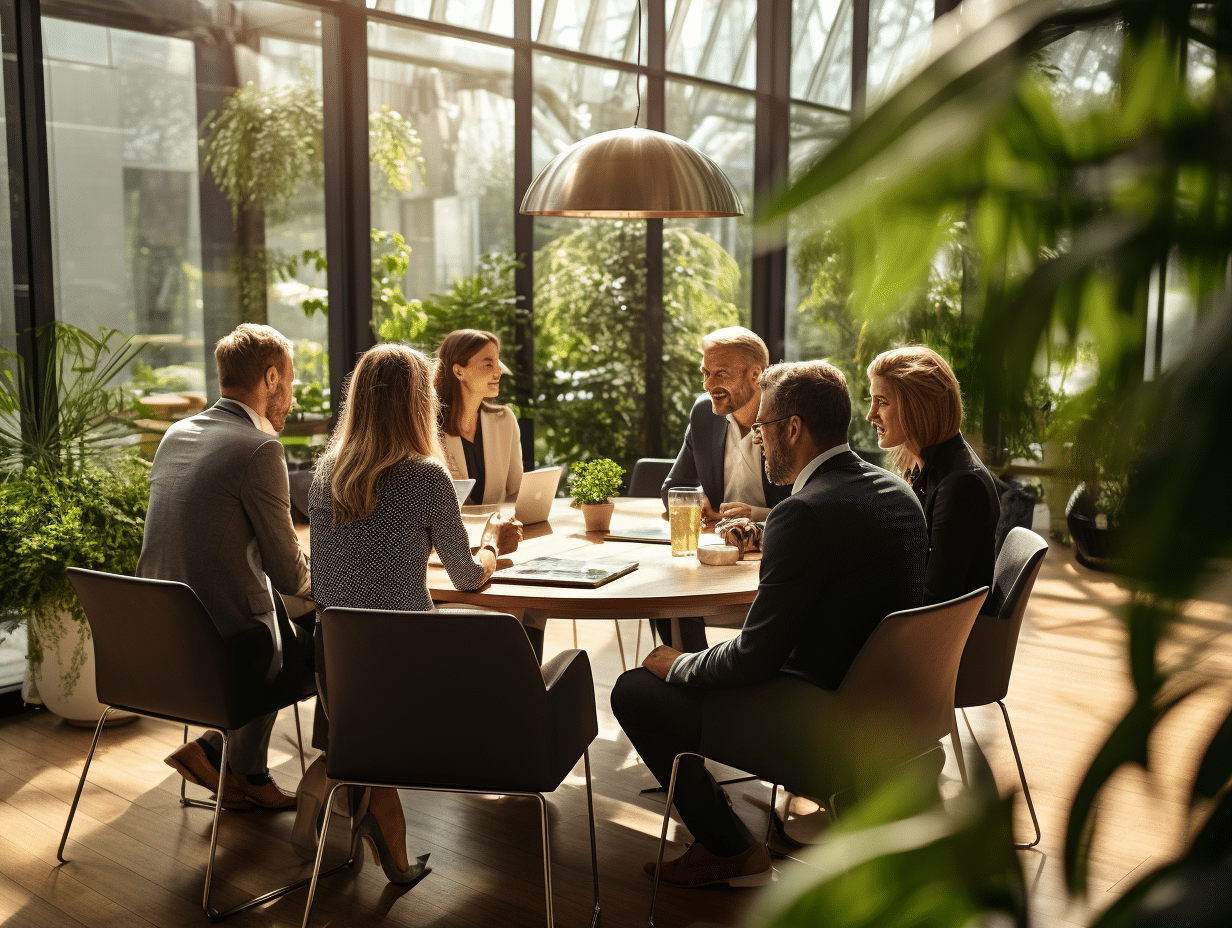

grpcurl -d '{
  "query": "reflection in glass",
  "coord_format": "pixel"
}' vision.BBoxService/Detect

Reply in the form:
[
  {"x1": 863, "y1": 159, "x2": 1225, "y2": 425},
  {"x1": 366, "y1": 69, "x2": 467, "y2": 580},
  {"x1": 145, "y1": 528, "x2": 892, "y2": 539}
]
[
  {"x1": 666, "y1": 0, "x2": 756, "y2": 89},
  {"x1": 792, "y1": 0, "x2": 852, "y2": 109},
  {"x1": 368, "y1": 0, "x2": 513, "y2": 37},
  {"x1": 867, "y1": 0, "x2": 932, "y2": 105},
  {"x1": 40, "y1": 1, "x2": 329, "y2": 426},
  {"x1": 533, "y1": 0, "x2": 640, "y2": 62}
]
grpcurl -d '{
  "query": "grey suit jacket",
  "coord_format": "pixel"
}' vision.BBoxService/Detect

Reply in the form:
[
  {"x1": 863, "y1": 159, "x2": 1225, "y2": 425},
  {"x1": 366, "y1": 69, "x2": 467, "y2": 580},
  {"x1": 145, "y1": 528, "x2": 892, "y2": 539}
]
[
  {"x1": 137, "y1": 399, "x2": 311, "y2": 656},
  {"x1": 661, "y1": 394, "x2": 792, "y2": 512}
]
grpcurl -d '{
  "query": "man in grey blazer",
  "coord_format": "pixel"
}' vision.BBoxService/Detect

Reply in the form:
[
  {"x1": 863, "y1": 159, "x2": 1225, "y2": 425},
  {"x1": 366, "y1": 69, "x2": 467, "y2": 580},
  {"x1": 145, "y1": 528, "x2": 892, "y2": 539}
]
[
  {"x1": 141, "y1": 324, "x2": 312, "y2": 811},
  {"x1": 658, "y1": 327, "x2": 793, "y2": 649},
  {"x1": 613, "y1": 360, "x2": 928, "y2": 887}
]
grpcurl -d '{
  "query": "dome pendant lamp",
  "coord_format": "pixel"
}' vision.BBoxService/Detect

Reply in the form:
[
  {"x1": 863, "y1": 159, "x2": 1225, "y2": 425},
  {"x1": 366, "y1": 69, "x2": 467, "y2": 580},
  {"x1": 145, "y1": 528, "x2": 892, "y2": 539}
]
[{"x1": 519, "y1": 1, "x2": 743, "y2": 219}]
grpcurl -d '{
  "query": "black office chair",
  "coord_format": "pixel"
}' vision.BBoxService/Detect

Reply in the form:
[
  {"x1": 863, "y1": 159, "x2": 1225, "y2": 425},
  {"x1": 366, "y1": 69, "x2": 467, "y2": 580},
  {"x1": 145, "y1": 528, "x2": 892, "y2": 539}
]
[
  {"x1": 58, "y1": 567, "x2": 337, "y2": 921},
  {"x1": 301, "y1": 607, "x2": 601, "y2": 928},
  {"x1": 955, "y1": 526, "x2": 1049, "y2": 849},
  {"x1": 648, "y1": 587, "x2": 989, "y2": 925},
  {"x1": 628, "y1": 457, "x2": 676, "y2": 498}
]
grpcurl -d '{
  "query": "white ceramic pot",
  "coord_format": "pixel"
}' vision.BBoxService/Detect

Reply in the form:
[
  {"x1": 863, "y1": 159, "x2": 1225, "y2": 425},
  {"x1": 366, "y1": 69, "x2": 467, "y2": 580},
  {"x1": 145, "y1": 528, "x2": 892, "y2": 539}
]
[{"x1": 29, "y1": 608, "x2": 131, "y2": 726}]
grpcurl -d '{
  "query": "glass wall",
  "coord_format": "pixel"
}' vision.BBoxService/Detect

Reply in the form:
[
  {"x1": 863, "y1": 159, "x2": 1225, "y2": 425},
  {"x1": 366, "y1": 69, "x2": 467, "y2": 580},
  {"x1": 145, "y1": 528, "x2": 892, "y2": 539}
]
[
  {"x1": 792, "y1": 0, "x2": 852, "y2": 109},
  {"x1": 533, "y1": 0, "x2": 640, "y2": 61},
  {"x1": 666, "y1": 0, "x2": 756, "y2": 89},
  {"x1": 0, "y1": 14, "x2": 13, "y2": 347},
  {"x1": 40, "y1": 0, "x2": 329, "y2": 415}
]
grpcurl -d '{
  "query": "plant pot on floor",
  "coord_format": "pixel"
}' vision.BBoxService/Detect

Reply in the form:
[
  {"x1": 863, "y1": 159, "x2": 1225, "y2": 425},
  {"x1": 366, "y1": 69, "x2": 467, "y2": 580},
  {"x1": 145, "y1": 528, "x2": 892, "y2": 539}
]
[
  {"x1": 29, "y1": 608, "x2": 133, "y2": 726},
  {"x1": 581, "y1": 502, "x2": 615, "y2": 533}
]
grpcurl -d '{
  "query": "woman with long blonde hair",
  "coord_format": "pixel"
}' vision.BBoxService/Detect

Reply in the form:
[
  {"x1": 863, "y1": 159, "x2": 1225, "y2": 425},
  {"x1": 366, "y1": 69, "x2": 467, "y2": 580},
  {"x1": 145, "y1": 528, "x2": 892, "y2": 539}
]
[
  {"x1": 306, "y1": 343, "x2": 517, "y2": 881},
  {"x1": 866, "y1": 345, "x2": 1000, "y2": 603}
]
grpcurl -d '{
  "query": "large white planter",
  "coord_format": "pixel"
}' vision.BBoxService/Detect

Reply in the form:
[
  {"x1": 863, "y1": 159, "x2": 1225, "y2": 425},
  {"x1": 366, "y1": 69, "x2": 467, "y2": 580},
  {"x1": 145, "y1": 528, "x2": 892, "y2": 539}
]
[{"x1": 29, "y1": 608, "x2": 131, "y2": 726}]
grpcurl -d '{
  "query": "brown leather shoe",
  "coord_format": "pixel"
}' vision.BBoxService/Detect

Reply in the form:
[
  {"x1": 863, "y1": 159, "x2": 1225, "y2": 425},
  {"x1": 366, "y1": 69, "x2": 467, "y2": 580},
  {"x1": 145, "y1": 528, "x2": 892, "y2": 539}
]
[
  {"x1": 217, "y1": 773, "x2": 296, "y2": 812},
  {"x1": 643, "y1": 841, "x2": 772, "y2": 888},
  {"x1": 164, "y1": 741, "x2": 220, "y2": 793}
]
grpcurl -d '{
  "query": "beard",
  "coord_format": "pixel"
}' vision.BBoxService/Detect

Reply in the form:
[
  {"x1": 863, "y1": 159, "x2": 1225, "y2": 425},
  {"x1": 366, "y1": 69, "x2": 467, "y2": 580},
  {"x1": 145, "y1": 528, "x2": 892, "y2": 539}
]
[
  {"x1": 763, "y1": 439, "x2": 793, "y2": 485},
  {"x1": 711, "y1": 381, "x2": 756, "y2": 417}
]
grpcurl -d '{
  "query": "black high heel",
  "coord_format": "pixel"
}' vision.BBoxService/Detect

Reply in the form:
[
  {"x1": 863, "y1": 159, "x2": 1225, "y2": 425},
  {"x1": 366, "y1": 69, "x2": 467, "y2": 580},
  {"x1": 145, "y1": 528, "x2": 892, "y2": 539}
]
[{"x1": 354, "y1": 813, "x2": 431, "y2": 885}]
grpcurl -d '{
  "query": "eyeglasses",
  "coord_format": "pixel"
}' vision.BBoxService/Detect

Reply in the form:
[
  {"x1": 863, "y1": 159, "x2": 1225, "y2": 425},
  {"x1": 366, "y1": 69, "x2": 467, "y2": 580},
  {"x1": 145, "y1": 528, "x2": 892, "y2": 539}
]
[{"x1": 751, "y1": 415, "x2": 792, "y2": 441}]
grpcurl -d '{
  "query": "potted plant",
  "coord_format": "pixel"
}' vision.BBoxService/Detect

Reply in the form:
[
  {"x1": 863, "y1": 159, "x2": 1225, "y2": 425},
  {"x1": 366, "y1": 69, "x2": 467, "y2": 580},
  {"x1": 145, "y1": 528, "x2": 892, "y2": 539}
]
[
  {"x1": 0, "y1": 322, "x2": 148, "y2": 723},
  {"x1": 568, "y1": 458, "x2": 626, "y2": 533},
  {"x1": 1065, "y1": 473, "x2": 1128, "y2": 572}
]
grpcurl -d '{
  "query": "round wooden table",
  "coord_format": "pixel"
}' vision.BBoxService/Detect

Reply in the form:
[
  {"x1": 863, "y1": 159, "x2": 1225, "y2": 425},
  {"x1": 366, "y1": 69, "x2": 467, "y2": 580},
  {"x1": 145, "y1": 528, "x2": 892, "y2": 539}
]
[{"x1": 427, "y1": 497, "x2": 760, "y2": 621}]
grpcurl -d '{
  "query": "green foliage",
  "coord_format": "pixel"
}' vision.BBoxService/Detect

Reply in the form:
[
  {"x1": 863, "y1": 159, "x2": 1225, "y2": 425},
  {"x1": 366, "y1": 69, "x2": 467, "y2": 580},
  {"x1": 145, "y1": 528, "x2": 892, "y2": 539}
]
[
  {"x1": 0, "y1": 323, "x2": 145, "y2": 476},
  {"x1": 0, "y1": 456, "x2": 150, "y2": 686},
  {"x1": 295, "y1": 229, "x2": 418, "y2": 338},
  {"x1": 369, "y1": 104, "x2": 426, "y2": 194},
  {"x1": 763, "y1": 0, "x2": 1232, "y2": 924},
  {"x1": 567, "y1": 457, "x2": 625, "y2": 505},
  {"x1": 417, "y1": 252, "x2": 527, "y2": 351},
  {"x1": 534, "y1": 221, "x2": 741, "y2": 472}
]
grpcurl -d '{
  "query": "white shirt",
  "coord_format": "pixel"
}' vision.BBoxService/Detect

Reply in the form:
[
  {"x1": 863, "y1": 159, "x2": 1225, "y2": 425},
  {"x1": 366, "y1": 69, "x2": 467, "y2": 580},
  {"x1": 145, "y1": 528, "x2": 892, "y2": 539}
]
[
  {"x1": 792, "y1": 443, "x2": 851, "y2": 495},
  {"x1": 722, "y1": 414, "x2": 770, "y2": 521},
  {"x1": 231, "y1": 398, "x2": 279, "y2": 436}
]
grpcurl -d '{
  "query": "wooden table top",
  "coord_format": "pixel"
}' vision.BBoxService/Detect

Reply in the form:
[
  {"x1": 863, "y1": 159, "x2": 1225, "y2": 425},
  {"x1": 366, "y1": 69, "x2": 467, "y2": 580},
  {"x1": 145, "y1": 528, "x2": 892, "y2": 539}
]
[{"x1": 427, "y1": 497, "x2": 761, "y2": 620}]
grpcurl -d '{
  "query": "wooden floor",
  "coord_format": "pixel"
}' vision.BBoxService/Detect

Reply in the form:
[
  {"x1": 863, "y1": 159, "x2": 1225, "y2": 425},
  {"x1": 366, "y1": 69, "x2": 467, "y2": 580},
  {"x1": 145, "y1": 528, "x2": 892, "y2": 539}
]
[{"x1": 1, "y1": 533, "x2": 1230, "y2": 928}]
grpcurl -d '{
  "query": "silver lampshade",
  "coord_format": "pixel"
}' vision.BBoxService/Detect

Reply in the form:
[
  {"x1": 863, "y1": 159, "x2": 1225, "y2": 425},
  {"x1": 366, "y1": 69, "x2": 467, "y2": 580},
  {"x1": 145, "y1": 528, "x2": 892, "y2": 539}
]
[{"x1": 520, "y1": 126, "x2": 744, "y2": 219}]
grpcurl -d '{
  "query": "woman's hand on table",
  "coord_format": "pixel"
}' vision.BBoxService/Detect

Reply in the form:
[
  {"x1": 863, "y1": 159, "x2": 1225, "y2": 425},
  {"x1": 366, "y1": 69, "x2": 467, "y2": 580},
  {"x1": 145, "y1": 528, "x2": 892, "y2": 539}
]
[
  {"x1": 643, "y1": 645, "x2": 683, "y2": 680},
  {"x1": 494, "y1": 517, "x2": 523, "y2": 554}
]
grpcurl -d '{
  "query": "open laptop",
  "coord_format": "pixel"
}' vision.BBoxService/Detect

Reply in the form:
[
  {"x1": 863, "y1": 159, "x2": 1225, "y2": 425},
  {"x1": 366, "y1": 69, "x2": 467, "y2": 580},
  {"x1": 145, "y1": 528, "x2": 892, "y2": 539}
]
[
  {"x1": 513, "y1": 466, "x2": 563, "y2": 525},
  {"x1": 451, "y1": 478, "x2": 476, "y2": 506}
]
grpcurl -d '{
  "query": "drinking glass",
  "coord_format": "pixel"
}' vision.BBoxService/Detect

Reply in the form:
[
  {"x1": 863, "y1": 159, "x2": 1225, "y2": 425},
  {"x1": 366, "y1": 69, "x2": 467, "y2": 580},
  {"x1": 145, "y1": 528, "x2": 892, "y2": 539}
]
[{"x1": 668, "y1": 487, "x2": 704, "y2": 556}]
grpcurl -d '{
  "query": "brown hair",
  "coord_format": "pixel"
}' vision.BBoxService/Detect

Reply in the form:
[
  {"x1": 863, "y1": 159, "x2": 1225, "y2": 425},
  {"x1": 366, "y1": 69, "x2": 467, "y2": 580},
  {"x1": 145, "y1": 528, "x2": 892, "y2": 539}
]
[
  {"x1": 319, "y1": 343, "x2": 444, "y2": 525},
  {"x1": 214, "y1": 323, "x2": 292, "y2": 391},
  {"x1": 702, "y1": 326, "x2": 770, "y2": 369},
  {"x1": 867, "y1": 345, "x2": 963, "y2": 476},
  {"x1": 434, "y1": 329, "x2": 503, "y2": 436},
  {"x1": 759, "y1": 360, "x2": 851, "y2": 448}
]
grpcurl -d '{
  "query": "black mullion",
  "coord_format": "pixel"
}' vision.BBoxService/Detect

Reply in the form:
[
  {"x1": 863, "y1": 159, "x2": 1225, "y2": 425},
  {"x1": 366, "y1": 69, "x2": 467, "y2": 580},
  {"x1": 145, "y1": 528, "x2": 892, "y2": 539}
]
[
  {"x1": 853, "y1": 0, "x2": 869, "y2": 119},
  {"x1": 752, "y1": 0, "x2": 789, "y2": 362},
  {"x1": 645, "y1": 0, "x2": 665, "y2": 458},
  {"x1": 3, "y1": 0, "x2": 57, "y2": 438},
  {"x1": 514, "y1": 0, "x2": 534, "y2": 470},
  {"x1": 322, "y1": 0, "x2": 373, "y2": 415}
]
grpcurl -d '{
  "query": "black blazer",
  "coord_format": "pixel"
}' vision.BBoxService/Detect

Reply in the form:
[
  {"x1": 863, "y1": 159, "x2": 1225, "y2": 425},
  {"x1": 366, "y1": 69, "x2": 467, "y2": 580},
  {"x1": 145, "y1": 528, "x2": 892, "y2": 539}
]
[
  {"x1": 660, "y1": 394, "x2": 792, "y2": 512},
  {"x1": 913, "y1": 433, "x2": 1000, "y2": 605},
  {"x1": 668, "y1": 450, "x2": 928, "y2": 691}
]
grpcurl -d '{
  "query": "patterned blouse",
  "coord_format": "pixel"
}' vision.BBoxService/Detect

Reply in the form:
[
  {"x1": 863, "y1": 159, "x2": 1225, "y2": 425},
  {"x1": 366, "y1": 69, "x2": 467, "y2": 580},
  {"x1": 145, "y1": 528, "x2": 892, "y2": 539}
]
[{"x1": 308, "y1": 455, "x2": 488, "y2": 616}]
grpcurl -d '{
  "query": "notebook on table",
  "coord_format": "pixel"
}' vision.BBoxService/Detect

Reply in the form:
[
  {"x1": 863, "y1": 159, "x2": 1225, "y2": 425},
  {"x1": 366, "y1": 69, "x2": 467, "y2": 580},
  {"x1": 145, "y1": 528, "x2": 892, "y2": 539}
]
[
  {"x1": 603, "y1": 525, "x2": 672, "y2": 544},
  {"x1": 513, "y1": 466, "x2": 563, "y2": 525},
  {"x1": 492, "y1": 556, "x2": 638, "y2": 589}
]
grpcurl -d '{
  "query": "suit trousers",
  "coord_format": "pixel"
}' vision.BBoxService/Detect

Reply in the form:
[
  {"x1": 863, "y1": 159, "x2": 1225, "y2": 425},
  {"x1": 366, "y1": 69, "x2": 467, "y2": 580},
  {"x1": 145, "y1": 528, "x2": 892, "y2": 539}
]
[
  {"x1": 200, "y1": 608, "x2": 315, "y2": 776},
  {"x1": 611, "y1": 668, "x2": 759, "y2": 857}
]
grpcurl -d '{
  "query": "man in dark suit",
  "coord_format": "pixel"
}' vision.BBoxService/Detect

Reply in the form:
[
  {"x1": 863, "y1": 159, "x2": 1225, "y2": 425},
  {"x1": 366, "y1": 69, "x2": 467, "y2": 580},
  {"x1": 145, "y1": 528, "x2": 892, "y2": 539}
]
[
  {"x1": 658, "y1": 327, "x2": 793, "y2": 650},
  {"x1": 612, "y1": 360, "x2": 928, "y2": 887},
  {"x1": 140, "y1": 324, "x2": 313, "y2": 811}
]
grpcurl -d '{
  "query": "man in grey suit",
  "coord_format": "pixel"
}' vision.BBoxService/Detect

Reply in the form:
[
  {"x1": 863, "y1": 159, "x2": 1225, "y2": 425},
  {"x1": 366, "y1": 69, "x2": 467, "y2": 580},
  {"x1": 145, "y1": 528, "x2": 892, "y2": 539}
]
[
  {"x1": 142, "y1": 324, "x2": 312, "y2": 811},
  {"x1": 613, "y1": 360, "x2": 927, "y2": 887},
  {"x1": 658, "y1": 327, "x2": 793, "y2": 649}
]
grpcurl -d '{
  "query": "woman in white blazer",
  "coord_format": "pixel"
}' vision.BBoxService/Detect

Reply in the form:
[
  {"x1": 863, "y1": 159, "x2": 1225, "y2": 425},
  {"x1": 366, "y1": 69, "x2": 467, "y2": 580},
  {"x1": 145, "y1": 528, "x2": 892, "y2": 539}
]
[{"x1": 435, "y1": 329, "x2": 524, "y2": 506}]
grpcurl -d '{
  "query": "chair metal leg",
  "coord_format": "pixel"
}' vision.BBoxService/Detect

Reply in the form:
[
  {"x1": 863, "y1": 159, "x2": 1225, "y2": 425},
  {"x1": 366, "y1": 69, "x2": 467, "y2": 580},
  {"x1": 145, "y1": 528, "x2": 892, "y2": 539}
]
[
  {"x1": 762, "y1": 783, "x2": 779, "y2": 848},
  {"x1": 998, "y1": 700, "x2": 1042, "y2": 849},
  {"x1": 614, "y1": 620, "x2": 628, "y2": 672},
  {"x1": 293, "y1": 702, "x2": 307, "y2": 774},
  {"x1": 583, "y1": 750, "x2": 602, "y2": 928},
  {"x1": 648, "y1": 751, "x2": 699, "y2": 927},
  {"x1": 534, "y1": 792, "x2": 555, "y2": 928},
  {"x1": 301, "y1": 781, "x2": 351, "y2": 928},
  {"x1": 634, "y1": 620, "x2": 644, "y2": 665},
  {"x1": 58, "y1": 707, "x2": 112, "y2": 863},
  {"x1": 950, "y1": 711, "x2": 969, "y2": 786},
  {"x1": 572, "y1": 620, "x2": 578, "y2": 649}
]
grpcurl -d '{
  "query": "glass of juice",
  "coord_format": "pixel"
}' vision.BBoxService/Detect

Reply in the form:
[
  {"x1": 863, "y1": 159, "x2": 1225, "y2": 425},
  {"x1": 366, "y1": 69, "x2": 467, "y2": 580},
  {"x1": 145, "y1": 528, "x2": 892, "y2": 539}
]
[{"x1": 668, "y1": 487, "x2": 705, "y2": 556}]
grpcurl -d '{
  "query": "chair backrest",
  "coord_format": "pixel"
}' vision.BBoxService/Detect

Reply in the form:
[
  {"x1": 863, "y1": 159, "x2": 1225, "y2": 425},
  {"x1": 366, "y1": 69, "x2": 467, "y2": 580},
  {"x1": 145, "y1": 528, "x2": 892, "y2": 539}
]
[
  {"x1": 627, "y1": 458, "x2": 676, "y2": 498},
  {"x1": 954, "y1": 527, "x2": 1049, "y2": 707},
  {"x1": 321, "y1": 608, "x2": 592, "y2": 791},
  {"x1": 839, "y1": 586, "x2": 989, "y2": 750},
  {"x1": 66, "y1": 567, "x2": 259, "y2": 729}
]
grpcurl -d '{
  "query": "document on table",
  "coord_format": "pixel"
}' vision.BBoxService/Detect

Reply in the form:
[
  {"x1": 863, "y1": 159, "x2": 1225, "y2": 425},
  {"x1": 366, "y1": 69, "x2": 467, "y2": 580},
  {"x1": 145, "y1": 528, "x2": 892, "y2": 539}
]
[{"x1": 491, "y1": 556, "x2": 638, "y2": 588}]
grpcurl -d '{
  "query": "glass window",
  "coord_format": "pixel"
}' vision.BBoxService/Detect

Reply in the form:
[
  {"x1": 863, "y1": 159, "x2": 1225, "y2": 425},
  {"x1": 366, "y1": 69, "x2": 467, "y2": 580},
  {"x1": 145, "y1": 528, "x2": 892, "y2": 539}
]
[
  {"x1": 1044, "y1": 24, "x2": 1121, "y2": 112},
  {"x1": 533, "y1": 0, "x2": 640, "y2": 63},
  {"x1": 665, "y1": 0, "x2": 756, "y2": 89},
  {"x1": 867, "y1": 0, "x2": 932, "y2": 105},
  {"x1": 792, "y1": 0, "x2": 852, "y2": 109},
  {"x1": 367, "y1": 0, "x2": 513, "y2": 37},
  {"x1": 41, "y1": 0, "x2": 330, "y2": 429},
  {"x1": 367, "y1": 21, "x2": 515, "y2": 358},
  {"x1": 0, "y1": 17, "x2": 14, "y2": 346}
]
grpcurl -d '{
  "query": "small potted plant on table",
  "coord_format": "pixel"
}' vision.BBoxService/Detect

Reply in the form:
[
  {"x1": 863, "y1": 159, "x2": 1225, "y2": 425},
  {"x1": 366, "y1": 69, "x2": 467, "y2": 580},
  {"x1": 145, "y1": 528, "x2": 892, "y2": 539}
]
[{"x1": 569, "y1": 458, "x2": 625, "y2": 533}]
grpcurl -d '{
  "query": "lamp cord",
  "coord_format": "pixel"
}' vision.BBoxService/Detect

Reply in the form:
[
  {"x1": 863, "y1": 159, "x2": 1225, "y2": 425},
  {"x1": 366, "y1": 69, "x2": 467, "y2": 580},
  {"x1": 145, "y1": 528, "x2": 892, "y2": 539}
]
[{"x1": 633, "y1": 0, "x2": 642, "y2": 128}]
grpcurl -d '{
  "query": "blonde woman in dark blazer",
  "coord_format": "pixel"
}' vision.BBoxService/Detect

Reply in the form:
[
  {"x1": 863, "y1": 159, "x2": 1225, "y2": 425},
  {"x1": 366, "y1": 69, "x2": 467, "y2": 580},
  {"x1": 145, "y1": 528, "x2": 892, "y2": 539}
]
[{"x1": 435, "y1": 329, "x2": 523, "y2": 506}]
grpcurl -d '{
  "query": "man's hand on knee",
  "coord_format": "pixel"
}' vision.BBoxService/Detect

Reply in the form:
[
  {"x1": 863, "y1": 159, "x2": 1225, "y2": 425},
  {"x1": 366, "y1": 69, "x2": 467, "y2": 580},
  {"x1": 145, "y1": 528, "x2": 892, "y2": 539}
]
[{"x1": 643, "y1": 644, "x2": 682, "y2": 680}]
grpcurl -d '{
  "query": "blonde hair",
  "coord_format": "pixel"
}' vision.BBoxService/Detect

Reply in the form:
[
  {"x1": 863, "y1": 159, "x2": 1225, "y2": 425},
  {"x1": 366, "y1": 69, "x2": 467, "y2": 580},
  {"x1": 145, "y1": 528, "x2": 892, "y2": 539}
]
[
  {"x1": 435, "y1": 329, "x2": 503, "y2": 437},
  {"x1": 214, "y1": 323, "x2": 292, "y2": 391},
  {"x1": 701, "y1": 326, "x2": 770, "y2": 370},
  {"x1": 319, "y1": 344, "x2": 444, "y2": 524},
  {"x1": 867, "y1": 345, "x2": 963, "y2": 477}
]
